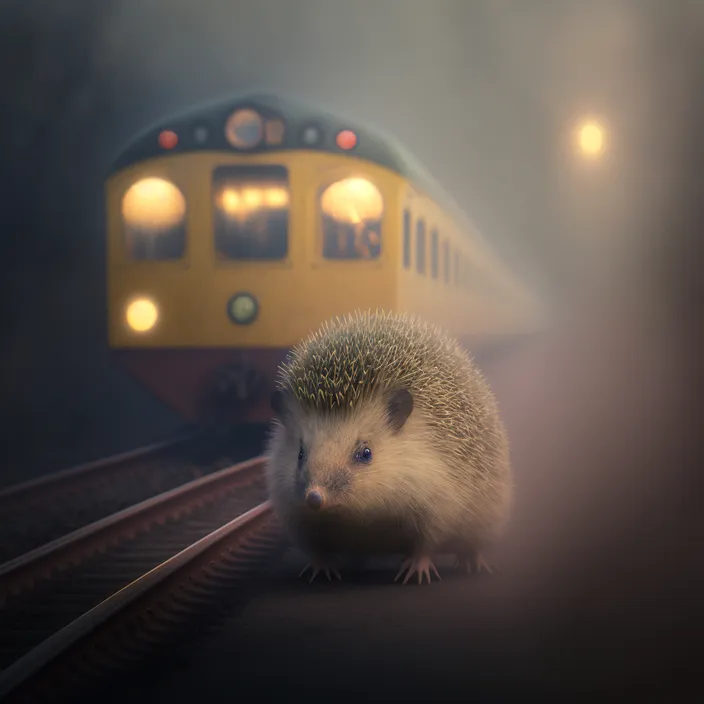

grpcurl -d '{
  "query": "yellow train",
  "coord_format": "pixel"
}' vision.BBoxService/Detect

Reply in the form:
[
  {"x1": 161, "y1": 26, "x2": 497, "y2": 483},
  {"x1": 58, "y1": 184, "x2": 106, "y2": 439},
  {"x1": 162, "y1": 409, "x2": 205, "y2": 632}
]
[{"x1": 106, "y1": 93, "x2": 544, "y2": 424}]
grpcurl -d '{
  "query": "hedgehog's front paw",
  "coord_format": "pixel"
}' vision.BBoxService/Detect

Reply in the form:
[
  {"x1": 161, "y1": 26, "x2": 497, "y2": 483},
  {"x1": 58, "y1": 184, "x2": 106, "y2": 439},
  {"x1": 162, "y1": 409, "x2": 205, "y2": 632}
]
[
  {"x1": 394, "y1": 554, "x2": 441, "y2": 585},
  {"x1": 299, "y1": 558, "x2": 342, "y2": 583}
]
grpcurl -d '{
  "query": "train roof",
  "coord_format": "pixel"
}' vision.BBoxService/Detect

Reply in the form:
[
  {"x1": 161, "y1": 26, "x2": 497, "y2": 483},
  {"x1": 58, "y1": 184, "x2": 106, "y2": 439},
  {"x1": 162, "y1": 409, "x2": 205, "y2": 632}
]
[{"x1": 109, "y1": 93, "x2": 489, "y2": 246}]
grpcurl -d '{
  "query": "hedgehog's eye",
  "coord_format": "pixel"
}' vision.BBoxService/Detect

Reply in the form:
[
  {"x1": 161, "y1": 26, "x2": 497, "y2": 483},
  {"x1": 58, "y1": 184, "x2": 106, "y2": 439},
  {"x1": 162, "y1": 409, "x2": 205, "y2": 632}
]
[
  {"x1": 298, "y1": 443, "x2": 305, "y2": 462},
  {"x1": 354, "y1": 445, "x2": 372, "y2": 464}
]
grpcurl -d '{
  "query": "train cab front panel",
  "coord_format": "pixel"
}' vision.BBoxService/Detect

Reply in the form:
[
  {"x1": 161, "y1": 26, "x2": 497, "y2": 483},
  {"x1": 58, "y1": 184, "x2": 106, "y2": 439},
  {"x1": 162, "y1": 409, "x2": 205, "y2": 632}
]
[{"x1": 106, "y1": 113, "x2": 401, "y2": 424}]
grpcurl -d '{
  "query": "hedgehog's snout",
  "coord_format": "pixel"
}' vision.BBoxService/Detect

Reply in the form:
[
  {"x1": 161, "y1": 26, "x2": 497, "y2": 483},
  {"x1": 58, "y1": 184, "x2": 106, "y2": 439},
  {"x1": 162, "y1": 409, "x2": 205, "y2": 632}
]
[{"x1": 305, "y1": 489, "x2": 324, "y2": 510}]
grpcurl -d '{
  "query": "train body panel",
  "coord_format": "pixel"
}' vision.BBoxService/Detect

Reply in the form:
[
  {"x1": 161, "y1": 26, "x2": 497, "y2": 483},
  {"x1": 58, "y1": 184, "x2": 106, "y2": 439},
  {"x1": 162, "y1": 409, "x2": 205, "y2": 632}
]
[
  {"x1": 396, "y1": 185, "x2": 542, "y2": 345},
  {"x1": 105, "y1": 94, "x2": 545, "y2": 424}
]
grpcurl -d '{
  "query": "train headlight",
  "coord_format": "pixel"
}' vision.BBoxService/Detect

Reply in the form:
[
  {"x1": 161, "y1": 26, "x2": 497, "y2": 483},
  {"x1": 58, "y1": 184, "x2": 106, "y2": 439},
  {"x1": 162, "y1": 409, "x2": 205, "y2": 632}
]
[
  {"x1": 125, "y1": 297, "x2": 159, "y2": 333},
  {"x1": 227, "y1": 292, "x2": 258, "y2": 325},
  {"x1": 225, "y1": 108, "x2": 264, "y2": 150},
  {"x1": 121, "y1": 178, "x2": 186, "y2": 230}
]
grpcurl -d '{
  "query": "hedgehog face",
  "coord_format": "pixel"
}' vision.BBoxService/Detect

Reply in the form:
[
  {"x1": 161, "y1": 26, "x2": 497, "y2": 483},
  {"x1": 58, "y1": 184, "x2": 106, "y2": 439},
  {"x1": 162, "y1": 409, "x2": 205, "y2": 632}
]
[{"x1": 268, "y1": 388, "x2": 416, "y2": 516}]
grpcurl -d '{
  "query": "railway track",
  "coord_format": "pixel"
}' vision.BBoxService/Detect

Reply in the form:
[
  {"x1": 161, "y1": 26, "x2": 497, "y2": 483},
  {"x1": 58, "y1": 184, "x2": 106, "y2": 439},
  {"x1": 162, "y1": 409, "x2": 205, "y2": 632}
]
[
  {"x1": 0, "y1": 454, "x2": 275, "y2": 701},
  {"x1": 0, "y1": 428, "x2": 266, "y2": 564}
]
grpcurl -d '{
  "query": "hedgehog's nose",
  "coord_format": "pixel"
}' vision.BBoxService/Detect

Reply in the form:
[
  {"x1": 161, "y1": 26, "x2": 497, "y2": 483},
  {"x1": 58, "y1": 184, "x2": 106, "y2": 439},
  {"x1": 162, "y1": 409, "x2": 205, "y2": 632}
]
[{"x1": 306, "y1": 490, "x2": 323, "y2": 510}]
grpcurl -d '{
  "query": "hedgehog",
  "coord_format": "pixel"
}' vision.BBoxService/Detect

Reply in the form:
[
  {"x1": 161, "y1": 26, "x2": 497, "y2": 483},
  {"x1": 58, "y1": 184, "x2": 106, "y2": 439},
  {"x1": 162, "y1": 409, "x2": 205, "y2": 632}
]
[{"x1": 264, "y1": 310, "x2": 512, "y2": 584}]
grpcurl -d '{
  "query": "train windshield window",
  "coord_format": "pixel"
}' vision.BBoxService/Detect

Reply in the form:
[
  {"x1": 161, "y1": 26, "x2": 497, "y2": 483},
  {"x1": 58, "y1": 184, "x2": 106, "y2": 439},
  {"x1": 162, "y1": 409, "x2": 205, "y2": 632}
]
[
  {"x1": 403, "y1": 209, "x2": 411, "y2": 269},
  {"x1": 416, "y1": 219, "x2": 426, "y2": 274},
  {"x1": 212, "y1": 165, "x2": 289, "y2": 260},
  {"x1": 320, "y1": 177, "x2": 382, "y2": 260},
  {"x1": 430, "y1": 228, "x2": 439, "y2": 279},
  {"x1": 121, "y1": 178, "x2": 187, "y2": 260}
]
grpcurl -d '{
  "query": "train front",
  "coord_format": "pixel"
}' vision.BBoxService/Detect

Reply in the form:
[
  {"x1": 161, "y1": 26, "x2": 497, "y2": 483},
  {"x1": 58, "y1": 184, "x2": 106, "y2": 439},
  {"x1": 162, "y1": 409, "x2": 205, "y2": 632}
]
[{"x1": 105, "y1": 98, "x2": 397, "y2": 425}]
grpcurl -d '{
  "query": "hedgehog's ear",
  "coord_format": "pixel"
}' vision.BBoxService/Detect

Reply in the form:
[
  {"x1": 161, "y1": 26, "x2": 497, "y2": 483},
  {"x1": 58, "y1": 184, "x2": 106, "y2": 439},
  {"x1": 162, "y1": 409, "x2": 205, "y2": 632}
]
[
  {"x1": 386, "y1": 388, "x2": 413, "y2": 433},
  {"x1": 270, "y1": 389, "x2": 289, "y2": 422}
]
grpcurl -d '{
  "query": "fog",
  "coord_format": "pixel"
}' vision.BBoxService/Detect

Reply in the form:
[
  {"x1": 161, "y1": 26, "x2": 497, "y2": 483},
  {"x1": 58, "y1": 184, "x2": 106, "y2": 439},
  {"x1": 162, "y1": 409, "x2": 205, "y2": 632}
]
[
  {"x1": 0, "y1": 0, "x2": 702, "y2": 694},
  {"x1": 0, "y1": 0, "x2": 699, "y2": 471}
]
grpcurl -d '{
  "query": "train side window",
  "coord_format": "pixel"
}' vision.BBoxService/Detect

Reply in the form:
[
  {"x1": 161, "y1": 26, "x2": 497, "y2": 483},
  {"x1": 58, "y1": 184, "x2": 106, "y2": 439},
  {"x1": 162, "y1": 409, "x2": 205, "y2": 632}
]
[
  {"x1": 320, "y1": 177, "x2": 383, "y2": 260},
  {"x1": 453, "y1": 250, "x2": 460, "y2": 286},
  {"x1": 212, "y1": 165, "x2": 289, "y2": 260},
  {"x1": 430, "y1": 228, "x2": 439, "y2": 279},
  {"x1": 121, "y1": 178, "x2": 187, "y2": 260},
  {"x1": 403, "y1": 209, "x2": 411, "y2": 269},
  {"x1": 416, "y1": 219, "x2": 426, "y2": 274},
  {"x1": 442, "y1": 240, "x2": 450, "y2": 284}
]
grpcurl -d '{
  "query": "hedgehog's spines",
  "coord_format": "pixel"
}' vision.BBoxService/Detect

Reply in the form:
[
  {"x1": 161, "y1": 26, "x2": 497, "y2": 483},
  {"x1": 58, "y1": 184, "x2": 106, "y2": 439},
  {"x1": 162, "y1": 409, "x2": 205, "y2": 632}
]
[{"x1": 273, "y1": 310, "x2": 490, "y2": 444}]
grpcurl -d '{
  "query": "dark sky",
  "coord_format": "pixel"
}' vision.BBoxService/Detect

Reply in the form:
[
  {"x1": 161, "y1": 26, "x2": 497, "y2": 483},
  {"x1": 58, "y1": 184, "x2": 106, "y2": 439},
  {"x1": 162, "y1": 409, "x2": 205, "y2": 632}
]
[{"x1": 1, "y1": 0, "x2": 701, "y2": 482}]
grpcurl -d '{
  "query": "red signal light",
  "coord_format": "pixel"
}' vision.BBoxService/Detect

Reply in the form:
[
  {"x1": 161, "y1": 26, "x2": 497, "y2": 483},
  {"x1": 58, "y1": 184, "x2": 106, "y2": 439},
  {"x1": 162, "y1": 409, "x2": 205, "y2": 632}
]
[
  {"x1": 336, "y1": 129, "x2": 357, "y2": 150},
  {"x1": 158, "y1": 130, "x2": 178, "y2": 149}
]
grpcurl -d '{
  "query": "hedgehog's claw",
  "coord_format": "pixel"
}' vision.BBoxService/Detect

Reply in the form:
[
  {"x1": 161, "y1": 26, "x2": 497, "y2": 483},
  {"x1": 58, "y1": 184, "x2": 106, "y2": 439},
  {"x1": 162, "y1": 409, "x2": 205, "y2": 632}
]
[
  {"x1": 454, "y1": 552, "x2": 497, "y2": 576},
  {"x1": 299, "y1": 560, "x2": 342, "y2": 583},
  {"x1": 394, "y1": 555, "x2": 441, "y2": 585}
]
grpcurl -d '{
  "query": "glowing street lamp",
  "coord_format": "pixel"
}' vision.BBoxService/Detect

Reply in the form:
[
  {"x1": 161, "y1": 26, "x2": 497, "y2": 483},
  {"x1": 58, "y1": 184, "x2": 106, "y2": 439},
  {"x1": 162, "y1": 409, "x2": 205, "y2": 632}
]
[{"x1": 577, "y1": 120, "x2": 605, "y2": 158}]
